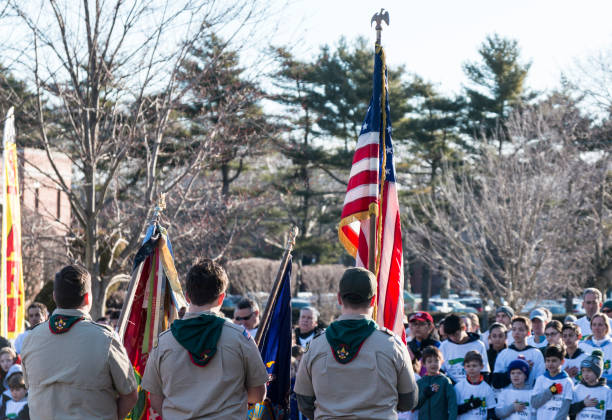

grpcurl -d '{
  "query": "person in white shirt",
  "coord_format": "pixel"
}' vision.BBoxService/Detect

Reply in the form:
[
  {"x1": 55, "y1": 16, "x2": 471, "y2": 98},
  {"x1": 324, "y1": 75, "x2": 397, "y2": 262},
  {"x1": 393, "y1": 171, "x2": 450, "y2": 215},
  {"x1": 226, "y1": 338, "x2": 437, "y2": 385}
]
[
  {"x1": 493, "y1": 316, "x2": 545, "y2": 389},
  {"x1": 531, "y1": 344, "x2": 574, "y2": 420},
  {"x1": 576, "y1": 288, "x2": 604, "y2": 337},
  {"x1": 527, "y1": 309, "x2": 548, "y2": 349},
  {"x1": 495, "y1": 358, "x2": 535, "y2": 420},
  {"x1": 294, "y1": 307, "x2": 322, "y2": 348},
  {"x1": 439, "y1": 314, "x2": 489, "y2": 384},
  {"x1": 570, "y1": 349, "x2": 612, "y2": 420},
  {"x1": 13, "y1": 302, "x2": 48, "y2": 354},
  {"x1": 454, "y1": 350, "x2": 496, "y2": 419},
  {"x1": 482, "y1": 306, "x2": 514, "y2": 349},
  {"x1": 579, "y1": 313, "x2": 612, "y2": 383},
  {"x1": 563, "y1": 323, "x2": 588, "y2": 382},
  {"x1": 233, "y1": 297, "x2": 260, "y2": 338}
]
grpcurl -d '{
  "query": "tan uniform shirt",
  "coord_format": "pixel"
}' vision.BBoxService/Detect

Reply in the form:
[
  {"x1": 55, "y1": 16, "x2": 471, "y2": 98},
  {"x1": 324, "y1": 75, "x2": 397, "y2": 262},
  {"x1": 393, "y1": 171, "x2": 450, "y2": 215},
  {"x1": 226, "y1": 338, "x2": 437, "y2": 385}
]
[
  {"x1": 294, "y1": 313, "x2": 417, "y2": 420},
  {"x1": 141, "y1": 310, "x2": 269, "y2": 419},
  {"x1": 21, "y1": 308, "x2": 137, "y2": 420}
]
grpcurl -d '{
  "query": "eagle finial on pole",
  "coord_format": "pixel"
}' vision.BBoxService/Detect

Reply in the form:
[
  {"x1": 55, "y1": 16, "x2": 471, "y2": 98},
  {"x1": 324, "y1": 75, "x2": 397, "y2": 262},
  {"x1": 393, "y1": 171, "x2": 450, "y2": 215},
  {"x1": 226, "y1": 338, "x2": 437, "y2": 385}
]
[{"x1": 371, "y1": 8, "x2": 390, "y2": 45}]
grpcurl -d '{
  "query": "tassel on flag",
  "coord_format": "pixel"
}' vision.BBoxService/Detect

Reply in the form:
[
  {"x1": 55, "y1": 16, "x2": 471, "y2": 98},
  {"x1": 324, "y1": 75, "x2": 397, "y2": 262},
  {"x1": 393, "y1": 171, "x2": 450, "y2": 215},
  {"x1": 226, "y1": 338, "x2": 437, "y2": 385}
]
[{"x1": 118, "y1": 218, "x2": 187, "y2": 420}]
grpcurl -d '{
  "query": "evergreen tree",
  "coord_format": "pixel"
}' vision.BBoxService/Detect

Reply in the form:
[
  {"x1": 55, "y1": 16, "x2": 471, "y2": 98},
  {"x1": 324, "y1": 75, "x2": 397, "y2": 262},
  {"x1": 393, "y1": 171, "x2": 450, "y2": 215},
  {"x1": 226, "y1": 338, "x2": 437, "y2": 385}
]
[
  {"x1": 177, "y1": 34, "x2": 273, "y2": 196},
  {"x1": 463, "y1": 34, "x2": 532, "y2": 153},
  {"x1": 400, "y1": 76, "x2": 466, "y2": 196}
]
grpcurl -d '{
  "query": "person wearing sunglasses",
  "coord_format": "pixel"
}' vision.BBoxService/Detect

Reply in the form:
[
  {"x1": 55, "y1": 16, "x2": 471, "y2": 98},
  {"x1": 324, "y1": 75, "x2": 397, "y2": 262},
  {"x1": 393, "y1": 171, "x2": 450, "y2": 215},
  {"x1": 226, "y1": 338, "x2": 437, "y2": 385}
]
[
  {"x1": 233, "y1": 298, "x2": 260, "y2": 337},
  {"x1": 602, "y1": 300, "x2": 612, "y2": 317}
]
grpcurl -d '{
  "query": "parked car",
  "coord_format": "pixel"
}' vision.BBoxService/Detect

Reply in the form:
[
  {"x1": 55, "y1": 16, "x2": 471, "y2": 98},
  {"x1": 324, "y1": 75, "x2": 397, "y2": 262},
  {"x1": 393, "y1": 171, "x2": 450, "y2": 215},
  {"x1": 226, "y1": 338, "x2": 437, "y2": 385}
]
[
  {"x1": 290, "y1": 298, "x2": 311, "y2": 311},
  {"x1": 460, "y1": 297, "x2": 484, "y2": 312},
  {"x1": 429, "y1": 299, "x2": 453, "y2": 313},
  {"x1": 221, "y1": 294, "x2": 240, "y2": 310}
]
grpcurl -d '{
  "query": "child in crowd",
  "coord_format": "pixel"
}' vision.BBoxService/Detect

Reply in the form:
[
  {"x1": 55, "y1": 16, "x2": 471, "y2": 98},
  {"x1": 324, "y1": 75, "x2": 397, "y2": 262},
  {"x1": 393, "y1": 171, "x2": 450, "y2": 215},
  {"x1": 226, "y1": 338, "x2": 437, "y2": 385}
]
[
  {"x1": 562, "y1": 323, "x2": 587, "y2": 382},
  {"x1": 454, "y1": 351, "x2": 495, "y2": 419},
  {"x1": 495, "y1": 358, "x2": 534, "y2": 420},
  {"x1": 543, "y1": 321, "x2": 563, "y2": 347},
  {"x1": 440, "y1": 315, "x2": 489, "y2": 384},
  {"x1": 0, "y1": 371, "x2": 28, "y2": 420},
  {"x1": 570, "y1": 350, "x2": 612, "y2": 420},
  {"x1": 531, "y1": 344, "x2": 574, "y2": 420},
  {"x1": 417, "y1": 346, "x2": 457, "y2": 420},
  {"x1": 527, "y1": 309, "x2": 548, "y2": 349},
  {"x1": 579, "y1": 313, "x2": 612, "y2": 383},
  {"x1": 493, "y1": 316, "x2": 545, "y2": 388},
  {"x1": 0, "y1": 348, "x2": 16, "y2": 390},
  {"x1": 487, "y1": 323, "x2": 507, "y2": 372}
]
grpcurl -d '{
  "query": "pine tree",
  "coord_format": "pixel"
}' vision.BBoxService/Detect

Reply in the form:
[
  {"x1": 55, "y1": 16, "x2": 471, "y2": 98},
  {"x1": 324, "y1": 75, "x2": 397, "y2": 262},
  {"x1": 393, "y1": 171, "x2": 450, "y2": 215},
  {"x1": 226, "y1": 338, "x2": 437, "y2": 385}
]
[{"x1": 463, "y1": 34, "x2": 532, "y2": 153}]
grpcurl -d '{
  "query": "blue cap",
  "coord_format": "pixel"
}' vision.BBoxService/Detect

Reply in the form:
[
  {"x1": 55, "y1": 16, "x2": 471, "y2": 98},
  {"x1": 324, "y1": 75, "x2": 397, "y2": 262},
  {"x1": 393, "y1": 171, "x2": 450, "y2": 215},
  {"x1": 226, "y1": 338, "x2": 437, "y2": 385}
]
[
  {"x1": 508, "y1": 358, "x2": 530, "y2": 377},
  {"x1": 529, "y1": 308, "x2": 547, "y2": 322}
]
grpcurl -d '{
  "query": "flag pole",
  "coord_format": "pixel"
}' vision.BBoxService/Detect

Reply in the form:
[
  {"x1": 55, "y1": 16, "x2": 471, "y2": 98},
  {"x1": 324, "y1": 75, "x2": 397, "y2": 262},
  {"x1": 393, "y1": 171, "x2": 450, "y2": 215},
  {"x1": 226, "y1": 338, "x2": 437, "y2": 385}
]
[
  {"x1": 368, "y1": 8, "x2": 389, "y2": 320},
  {"x1": 255, "y1": 226, "x2": 299, "y2": 346},
  {"x1": 116, "y1": 195, "x2": 166, "y2": 340},
  {"x1": 368, "y1": 9, "x2": 389, "y2": 274}
]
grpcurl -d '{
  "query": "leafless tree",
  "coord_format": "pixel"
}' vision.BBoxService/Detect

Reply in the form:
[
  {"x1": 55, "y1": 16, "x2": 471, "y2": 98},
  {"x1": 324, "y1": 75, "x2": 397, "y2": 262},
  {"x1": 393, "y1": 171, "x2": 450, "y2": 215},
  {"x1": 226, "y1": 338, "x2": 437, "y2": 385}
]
[
  {"x1": 2, "y1": 0, "x2": 273, "y2": 317},
  {"x1": 21, "y1": 207, "x2": 69, "y2": 303},
  {"x1": 404, "y1": 104, "x2": 610, "y2": 309}
]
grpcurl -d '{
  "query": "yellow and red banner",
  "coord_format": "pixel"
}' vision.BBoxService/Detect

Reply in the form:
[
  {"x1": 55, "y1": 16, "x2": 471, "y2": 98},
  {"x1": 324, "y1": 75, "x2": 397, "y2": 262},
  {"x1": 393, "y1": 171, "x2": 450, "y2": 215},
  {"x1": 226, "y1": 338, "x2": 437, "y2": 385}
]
[{"x1": 1, "y1": 107, "x2": 25, "y2": 339}]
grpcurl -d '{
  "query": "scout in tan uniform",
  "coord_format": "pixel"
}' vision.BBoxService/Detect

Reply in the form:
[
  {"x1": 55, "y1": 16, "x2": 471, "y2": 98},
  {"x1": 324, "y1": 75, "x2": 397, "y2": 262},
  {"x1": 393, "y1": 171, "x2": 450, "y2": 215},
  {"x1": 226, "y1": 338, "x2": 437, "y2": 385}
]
[
  {"x1": 294, "y1": 267, "x2": 418, "y2": 420},
  {"x1": 142, "y1": 258, "x2": 269, "y2": 419},
  {"x1": 21, "y1": 265, "x2": 138, "y2": 420}
]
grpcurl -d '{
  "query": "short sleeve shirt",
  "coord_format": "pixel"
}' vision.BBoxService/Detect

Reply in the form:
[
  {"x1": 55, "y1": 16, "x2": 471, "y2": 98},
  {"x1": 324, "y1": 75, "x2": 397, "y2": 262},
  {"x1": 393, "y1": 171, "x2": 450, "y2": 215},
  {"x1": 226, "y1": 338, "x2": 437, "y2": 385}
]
[
  {"x1": 294, "y1": 314, "x2": 417, "y2": 420},
  {"x1": 141, "y1": 310, "x2": 269, "y2": 419},
  {"x1": 21, "y1": 308, "x2": 137, "y2": 420}
]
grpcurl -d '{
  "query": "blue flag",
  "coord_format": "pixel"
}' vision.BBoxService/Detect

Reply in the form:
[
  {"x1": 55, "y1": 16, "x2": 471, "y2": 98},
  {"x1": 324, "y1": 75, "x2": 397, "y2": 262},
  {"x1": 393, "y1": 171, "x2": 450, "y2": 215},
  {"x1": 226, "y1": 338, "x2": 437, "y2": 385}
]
[{"x1": 248, "y1": 257, "x2": 292, "y2": 420}]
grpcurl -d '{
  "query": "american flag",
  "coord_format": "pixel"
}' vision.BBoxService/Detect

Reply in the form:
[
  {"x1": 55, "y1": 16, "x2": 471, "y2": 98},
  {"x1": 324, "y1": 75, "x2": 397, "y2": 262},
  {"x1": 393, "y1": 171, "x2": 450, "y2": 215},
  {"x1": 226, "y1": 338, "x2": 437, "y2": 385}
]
[{"x1": 338, "y1": 45, "x2": 405, "y2": 342}]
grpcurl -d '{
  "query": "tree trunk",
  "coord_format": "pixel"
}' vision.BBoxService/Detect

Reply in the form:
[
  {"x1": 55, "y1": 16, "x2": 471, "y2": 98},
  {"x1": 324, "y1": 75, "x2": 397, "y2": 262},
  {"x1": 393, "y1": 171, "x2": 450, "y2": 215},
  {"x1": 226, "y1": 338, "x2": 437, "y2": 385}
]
[{"x1": 421, "y1": 263, "x2": 431, "y2": 311}]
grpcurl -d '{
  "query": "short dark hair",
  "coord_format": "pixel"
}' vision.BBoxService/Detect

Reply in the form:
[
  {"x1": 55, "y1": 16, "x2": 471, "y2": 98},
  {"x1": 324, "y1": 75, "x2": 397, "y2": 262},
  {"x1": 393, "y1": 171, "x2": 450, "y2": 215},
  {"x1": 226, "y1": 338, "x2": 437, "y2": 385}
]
[
  {"x1": 236, "y1": 297, "x2": 259, "y2": 312},
  {"x1": 54, "y1": 265, "x2": 91, "y2": 309},
  {"x1": 422, "y1": 346, "x2": 443, "y2": 363},
  {"x1": 544, "y1": 344, "x2": 565, "y2": 360},
  {"x1": 488, "y1": 322, "x2": 507, "y2": 334},
  {"x1": 562, "y1": 322, "x2": 581, "y2": 336},
  {"x1": 512, "y1": 316, "x2": 531, "y2": 332},
  {"x1": 341, "y1": 297, "x2": 371, "y2": 310},
  {"x1": 27, "y1": 302, "x2": 48, "y2": 317},
  {"x1": 7, "y1": 372, "x2": 25, "y2": 390},
  {"x1": 443, "y1": 314, "x2": 462, "y2": 335},
  {"x1": 545, "y1": 320, "x2": 563, "y2": 333},
  {"x1": 186, "y1": 259, "x2": 228, "y2": 306},
  {"x1": 464, "y1": 350, "x2": 483, "y2": 366}
]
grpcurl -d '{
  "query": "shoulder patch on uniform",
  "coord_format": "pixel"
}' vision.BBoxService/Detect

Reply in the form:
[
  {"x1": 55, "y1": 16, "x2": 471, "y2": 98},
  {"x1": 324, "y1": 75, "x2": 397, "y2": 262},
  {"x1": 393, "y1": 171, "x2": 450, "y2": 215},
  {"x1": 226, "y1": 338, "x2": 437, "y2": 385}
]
[{"x1": 242, "y1": 327, "x2": 252, "y2": 340}]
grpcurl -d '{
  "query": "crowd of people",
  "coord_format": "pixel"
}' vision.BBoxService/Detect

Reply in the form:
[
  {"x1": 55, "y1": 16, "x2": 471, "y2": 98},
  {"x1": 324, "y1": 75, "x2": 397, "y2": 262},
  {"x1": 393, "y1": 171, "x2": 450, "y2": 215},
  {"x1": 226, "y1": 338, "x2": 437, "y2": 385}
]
[
  {"x1": 400, "y1": 287, "x2": 612, "y2": 419},
  {"x1": 3, "y1": 261, "x2": 612, "y2": 420}
]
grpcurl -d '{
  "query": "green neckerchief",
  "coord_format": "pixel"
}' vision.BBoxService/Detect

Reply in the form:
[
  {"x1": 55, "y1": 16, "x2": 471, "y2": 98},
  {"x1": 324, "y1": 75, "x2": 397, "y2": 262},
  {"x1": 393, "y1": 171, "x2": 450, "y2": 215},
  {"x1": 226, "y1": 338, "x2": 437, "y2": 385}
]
[
  {"x1": 171, "y1": 313, "x2": 225, "y2": 367},
  {"x1": 325, "y1": 318, "x2": 377, "y2": 364},
  {"x1": 49, "y1": 314, "x2": 85, "y2": 334}
]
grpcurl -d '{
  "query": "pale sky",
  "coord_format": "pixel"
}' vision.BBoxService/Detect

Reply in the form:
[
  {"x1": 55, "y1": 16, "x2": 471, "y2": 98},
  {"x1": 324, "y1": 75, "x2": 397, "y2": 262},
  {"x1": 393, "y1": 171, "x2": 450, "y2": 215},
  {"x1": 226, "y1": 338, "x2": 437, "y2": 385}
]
[{"x1": 269, "y1": 0, "x2": 612, "y2": 96}]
